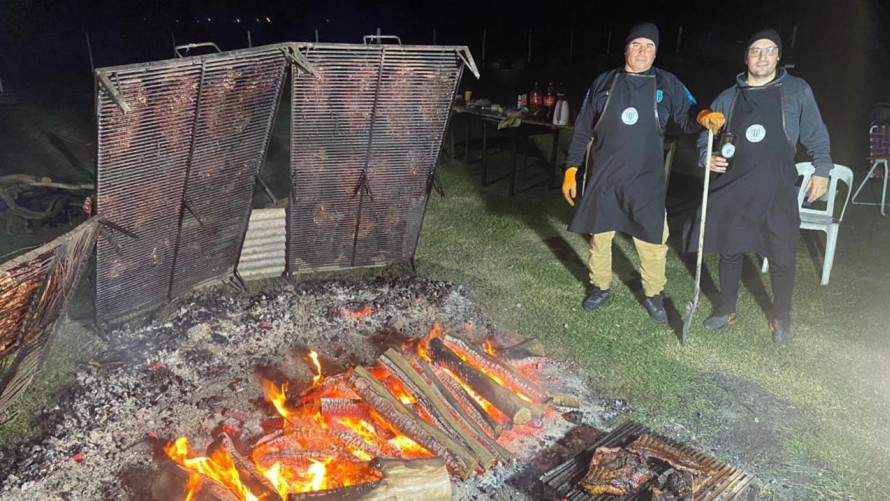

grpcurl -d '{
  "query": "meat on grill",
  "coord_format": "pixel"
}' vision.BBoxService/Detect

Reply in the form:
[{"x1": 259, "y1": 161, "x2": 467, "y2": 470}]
[{"x1": 578, "y1": 445, "x2": 654, "y2": 496}]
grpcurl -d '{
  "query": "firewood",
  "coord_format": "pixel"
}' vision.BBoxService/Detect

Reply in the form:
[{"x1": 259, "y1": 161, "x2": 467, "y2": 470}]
[
  {"x1": 320, "y1": 397, "x2": 370, "y2": 419},
  {"x1": 428, "y1": 338, "x2": 535, "y2": 426},
  {"x1": 425, "y1": 362, "x2": 505, "y2": 438},
  {"x1": 378, "y1": 349, "x2": 496, "y2": 469},
  {"x1": 410, "y1": 358, "x2": 512, "y2": 462},
  {"x1": 151, "y1": 462, "x2": 240, "y2": 501},
  {"x1": 444, "y1": 334, "x2": 552, "y2": 404},
  {"x1": 350, "y1": 366, "x2": 478, "y2": 478},
  {"x1": 285, "y1": 457, "x2": 450, "y2": 501},
  {"x1": 496, "y1": 337, "x2": 547, "y2": 359},
  {"x1": 551, "y1": 393, "x2": 581, "y2": 408},
  {"x1": 207, "y1": 432, "x2": 279, "y2": 500}
]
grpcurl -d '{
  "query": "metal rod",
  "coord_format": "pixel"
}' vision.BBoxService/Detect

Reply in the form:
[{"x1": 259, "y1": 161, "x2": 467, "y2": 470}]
[
  {"x1": 315, "y1": 29, "x2": 319, "y2": 43},
  {"x1": 256, "y1": 174, "x2": 278, "y2": 204},
  {"x1": 85, "y1": 32, "x2": 95, "y2": 74},
  {"x1": 606, "y1": 29, "x2": 612, "y2": 55},
  {"x1": 247, "y1": 30, "x2": 252, "y2": 48},
  {"x1": 676, "y1": 26, "x2": 684, "y2": 53},
  {"x1": 790, "y1": 24, "x2": 798, "y2": 49},
  {"x1": 171, "y1": 32, "x2": 177, "y2": 55},
  {"x1": 432, "y1": 28, "x2": 437, "y2": 45}
]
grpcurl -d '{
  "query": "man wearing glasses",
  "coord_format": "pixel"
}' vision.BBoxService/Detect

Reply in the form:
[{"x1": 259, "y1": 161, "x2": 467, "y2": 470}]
[
  {"x1": 687, "y1": 29, "x2": 832, "y2": 346},
  {"x1": 561, "y1": 22, "x2": 723, "y2": 324}
]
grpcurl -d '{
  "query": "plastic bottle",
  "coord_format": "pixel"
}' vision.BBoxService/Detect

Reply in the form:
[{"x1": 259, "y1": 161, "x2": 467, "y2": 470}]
[
  {"x1": 543, "y1": 82, "x2": 556, "y2": 119},
  {"x1": 529, "y1": 81, "x2": 542, "y2": 116}
]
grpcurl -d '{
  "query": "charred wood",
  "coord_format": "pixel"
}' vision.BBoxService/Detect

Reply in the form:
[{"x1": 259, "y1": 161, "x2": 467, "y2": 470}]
[
  {"x1": 285, "y1": 457, "x2": 450, "y2": 501},
  {"x1": 496, "y1": 337, "x2": 547, "y2": 359},
  {"x1": 428, "y1": 338, "x2": 536, "y2": 426},
  {"x1": 350, "y1": 365, "x2": 478, "y2": 478},
  {"x1": 443, "y1": 334, "x2": 551, "y2": 405},
  {"x1": 425, "y1": 362, "x2": 505, "y2": 437},
  {"x1": 151, "y1": 462, "x2": 240, "y2": 501},
  {"x1": 378, "y1": 349, "x2": 496, "y2": 469},
  {"x1": 320, "y1": 397, "x2": 370, "y2": 419},
  {"x1": 207, "y1": 432, "x2": 279, "y2": 500}
]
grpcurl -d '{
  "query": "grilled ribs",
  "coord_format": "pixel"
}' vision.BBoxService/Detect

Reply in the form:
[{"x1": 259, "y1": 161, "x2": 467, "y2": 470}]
[{"x1": 578, "y1": 446, "x2": 654, "y2": 496}]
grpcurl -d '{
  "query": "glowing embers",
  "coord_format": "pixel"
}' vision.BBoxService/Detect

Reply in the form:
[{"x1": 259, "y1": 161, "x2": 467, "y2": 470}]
[{"x1": 160, "y1": 325, "x2": 570, "y2": 499}]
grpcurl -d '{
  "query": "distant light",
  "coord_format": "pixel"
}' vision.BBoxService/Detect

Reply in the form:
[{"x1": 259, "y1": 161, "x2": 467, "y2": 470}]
[
  {"x1": 235, "y1": 18, "x2": 240, "y2": 23},
  {"x1": 266, "y1": 17, "x2": 271, "y2": 23},
  {"x1": 207, "y1": 17, "x2": 212, "y2": 22},
  {"x1": 175, "y1": 19, "x2": 180, "y2": 23},
  {"x1": 256, "y1": 18, "x2": 260, "y2": 22}
]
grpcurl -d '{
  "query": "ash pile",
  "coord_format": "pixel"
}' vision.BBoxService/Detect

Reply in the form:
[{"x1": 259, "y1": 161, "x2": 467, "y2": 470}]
[{"x1": 0, "y1": 276, "x2": 609, "y2": 500}]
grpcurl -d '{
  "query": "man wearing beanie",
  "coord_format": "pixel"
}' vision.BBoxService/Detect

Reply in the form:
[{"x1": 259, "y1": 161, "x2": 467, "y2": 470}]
[
  {"x1": 686, "y1": 28, "x2": 832, "y2": 346},
  {"x1": 561, "y1": 22, "x2": 723, "y2": 324}
]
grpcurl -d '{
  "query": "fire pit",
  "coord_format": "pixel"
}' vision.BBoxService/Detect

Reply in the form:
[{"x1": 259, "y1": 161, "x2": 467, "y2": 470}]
[{"x1": 0, "y1": 276, "x2": 610, "y2": 500}]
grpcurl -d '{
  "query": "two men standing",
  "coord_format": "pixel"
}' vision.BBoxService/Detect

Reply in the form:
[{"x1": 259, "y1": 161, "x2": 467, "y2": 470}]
[{"x1": 562, "y1": 24, "x2": 831, "y2": 346}]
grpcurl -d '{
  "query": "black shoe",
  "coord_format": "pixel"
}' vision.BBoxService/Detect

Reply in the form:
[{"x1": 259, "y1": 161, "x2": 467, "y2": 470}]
[
  {"x1": 582, "y1": 287, "x2": 611, "y2": 312},
  {"x1": 642, "y1": 294, "x2": 668, "y2": 324},
  {"x1": 770, "y1": 318, "x2": 793, "y2": 346},
  {"x1": 703, "y1": 312, "x2": 738, "y2": 330}
]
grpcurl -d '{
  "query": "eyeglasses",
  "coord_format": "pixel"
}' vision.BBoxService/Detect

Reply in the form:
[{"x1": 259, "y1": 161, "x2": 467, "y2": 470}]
[{"x1": 747, "y1": 46, "x2": 779, "y2": 58}]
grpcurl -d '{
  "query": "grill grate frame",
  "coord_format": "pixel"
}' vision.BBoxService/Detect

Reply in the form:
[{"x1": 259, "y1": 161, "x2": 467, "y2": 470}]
[
  {"x1": 539, "y1": 421, "x2": 754, "y2": 500},
  {"x1": 287, "y1": 43, "x2": 472, "y2": 273},
  {"x1": 94, "y1": 44, "x2": 292, "y2": 325}
]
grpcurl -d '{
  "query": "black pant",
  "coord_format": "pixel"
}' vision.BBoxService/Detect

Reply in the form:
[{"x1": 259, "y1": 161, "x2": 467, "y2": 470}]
[{"x1": 718, "y1": 252, "x2": 796, "y2": 321}]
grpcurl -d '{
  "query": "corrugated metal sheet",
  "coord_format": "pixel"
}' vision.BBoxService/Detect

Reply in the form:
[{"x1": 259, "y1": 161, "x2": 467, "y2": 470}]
[
  {"x1": 237, "y1": 208, "x2": 286, "y2": 280},
  {"x1": 287, "y1": 43, "x2": 476, "y2": 273}
]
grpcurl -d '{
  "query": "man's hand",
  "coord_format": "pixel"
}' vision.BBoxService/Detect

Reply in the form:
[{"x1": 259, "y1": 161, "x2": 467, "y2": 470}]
[
  {"x1": 806, "y1": 175, "x2": 829, "y2": 203},
  {"x1": 562, "y1": 167, "x2": 578, "y2": 206},
  {"x1": 708, "y1": 154, "x2": 729, "y2": 173},
  {"x1": 697, "y1": 110, "x2": 726, "y2": 135}
]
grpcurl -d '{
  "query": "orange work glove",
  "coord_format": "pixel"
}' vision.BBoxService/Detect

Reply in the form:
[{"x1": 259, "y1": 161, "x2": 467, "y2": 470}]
[
  {"x1": 697, "y1": 109, "x2": 726, "y2": 135},
  {"x1": 562, "y1": 167, "x2": 578, "y2": 206}
]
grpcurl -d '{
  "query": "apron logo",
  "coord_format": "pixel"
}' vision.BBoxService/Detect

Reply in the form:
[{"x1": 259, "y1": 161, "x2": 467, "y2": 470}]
[
  {"x1": 621, "y1": 107, "x2": 639, "y2": 125},
  {"x1": 745, "y1": 124, "x2": 766, "y2": 143},
  {"x1": 656, "y1": 90, "x2": 664, "y2": 103}
]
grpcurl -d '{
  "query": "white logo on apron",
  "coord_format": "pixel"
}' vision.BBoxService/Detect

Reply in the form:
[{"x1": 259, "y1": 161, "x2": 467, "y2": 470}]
[
  {"x1": 745, "y1": 124, "x2": 766, "y2": 143},
  {"x1": 621, "y1": 107, "x2": 639, "y2": 125}
]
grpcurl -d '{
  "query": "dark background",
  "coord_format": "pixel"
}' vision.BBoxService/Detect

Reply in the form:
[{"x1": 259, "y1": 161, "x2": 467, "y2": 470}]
[{"x1": 1, "y1": 0, "x2": 889, "y2": 167}]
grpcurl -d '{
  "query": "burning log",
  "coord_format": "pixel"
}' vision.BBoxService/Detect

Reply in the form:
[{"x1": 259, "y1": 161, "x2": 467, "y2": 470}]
[
  {"x1": 285, "y1": 457, "x2": 450, "y2": 501},
  {"x1": 320, "y1": 398, "x2": 370, "y2": 419},
  {"x1": 428, "y1": 338, "x2": 542, "y2": 426},
  {"x1": 496, "y1": 337, "x2": 547, "y2": 360},
  {"x1": 350, "y1": 366, "x2": 478, "y2": 478},
  {"x1": 151, "y1": 462, "x2": 240, "y2": 501},
  {"x1": 378, "y1": 349, "x2": 496, "y2": 469},
  {"x1": 207, "y1": 432, "x2": 279, "y2": 500},
  {"x1": 424, "y1": 362, "x2": 505, "y2": 438},
  {"x1": 411, "y1": 359, "x2": 512, "y2": 462},
  {"x1": 331, "y1": 428, "x2": 399, "y2": 459},
  {"x1": 443, "y1": 334, "x2": 552, "y2": 405}
]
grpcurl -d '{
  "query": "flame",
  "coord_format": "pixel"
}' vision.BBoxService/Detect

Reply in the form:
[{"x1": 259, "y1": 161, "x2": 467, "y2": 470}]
[
  {"x1": 263, "y1": 380, "x2": 293, "y2": 419},
  {"x1": 442, "y1": 367, "x2": 510, "y2": 424},
  {"x1": 165, "y1": 437, "x2": 259, "y2": 501},
  {"x1": 309, "y1": 351, "x2": 323, "y2": 385},
  {"x1": 387, "y1": 435, "x2": 430, "y2": 456},
  {"x1": 483, "y1": 339, "x2": 497, "y2": 356}
]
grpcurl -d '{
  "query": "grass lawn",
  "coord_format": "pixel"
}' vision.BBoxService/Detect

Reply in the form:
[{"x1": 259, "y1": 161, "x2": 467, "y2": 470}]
[{"x1": 417, "y1": 140, "x2": 890, "y2": 500}]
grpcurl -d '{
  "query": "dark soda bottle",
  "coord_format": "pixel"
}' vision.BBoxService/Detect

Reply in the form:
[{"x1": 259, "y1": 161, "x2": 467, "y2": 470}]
[
  {"x1": 529, "y1": 81, "x2": 542, "y2": 116},
  {"x1": 543, "y1": 82, "x2": 556, "y2": 119}
]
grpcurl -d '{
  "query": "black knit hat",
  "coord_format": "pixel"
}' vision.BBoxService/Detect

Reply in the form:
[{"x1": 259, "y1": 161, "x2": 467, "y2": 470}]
[
  {"x1": 746, "y1": 29, "x2": 782, "y2": 56},
  {"x1": 625, "y1": 22, "x2": 659, "y2": 49}
]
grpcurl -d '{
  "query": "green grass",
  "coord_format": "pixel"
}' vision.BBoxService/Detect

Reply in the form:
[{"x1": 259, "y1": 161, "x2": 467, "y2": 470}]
[{"x1": 417, "y1": 152, "x2": 890, "y2": 500}]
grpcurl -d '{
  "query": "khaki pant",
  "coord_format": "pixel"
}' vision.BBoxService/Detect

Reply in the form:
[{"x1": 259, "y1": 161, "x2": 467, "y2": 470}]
[{"x1": 587, "y1": 214, "x2": 670, "y2": 298}]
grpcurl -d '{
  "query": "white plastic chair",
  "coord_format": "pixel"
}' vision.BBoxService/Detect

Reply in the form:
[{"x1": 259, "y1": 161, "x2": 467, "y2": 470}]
[
  {"x1": 851, "y1": 123, "x2": 890, "y2": 216},
  {"x1": 761, "y1": 162, "x2": 853, "y2": 285}
]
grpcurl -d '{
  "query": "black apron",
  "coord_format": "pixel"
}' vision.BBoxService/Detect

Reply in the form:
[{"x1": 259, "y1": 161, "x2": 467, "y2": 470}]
[
  {"x1": 568, "y1": 73, "x2": 666, "y2": 244},
  {"x1": 689, "y1": 84, "x2": 799, "y2": 263}
]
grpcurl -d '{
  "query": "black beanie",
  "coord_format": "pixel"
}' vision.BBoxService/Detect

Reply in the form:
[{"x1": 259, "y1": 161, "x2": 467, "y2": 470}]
[
  {"x1": 625, "y1": 22, "x2": 659, "y2": 49},
  {"x1": 746, "y1": 29, "x2": 782, "y2": 56}
]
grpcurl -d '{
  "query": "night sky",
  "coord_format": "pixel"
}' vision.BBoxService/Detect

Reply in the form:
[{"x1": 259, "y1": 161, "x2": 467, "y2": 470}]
[{"x1": 1, "y1": 0, "x2": 889, "y2": 160}]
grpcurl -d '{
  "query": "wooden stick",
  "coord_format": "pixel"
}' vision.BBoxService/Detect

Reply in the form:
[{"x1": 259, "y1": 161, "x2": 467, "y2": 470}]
[
  {"x1": 285, "y1": 457, "x2": 450, "y2": 501},
  {"x1": 207, "y1": 433, "x2": 279, "y2": 500},
  {"x1": 350, "y1": 366, "x2": 478, "y2": 478},
  {"x1": 444, "y1": 334, "x2": 551, "y2": 404},
  {"x1": 425, "y1": 362, "x2": 506, "y2": 437},
  {"x1": 428, "y1": 338, "x2": 533, "y2": 425},
  {"x1": 413, "y1": 358, "x2": 512, "y2": 461},
  {"x1": 379, "y1": 349, "x2": 496, "y2": 469}
]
